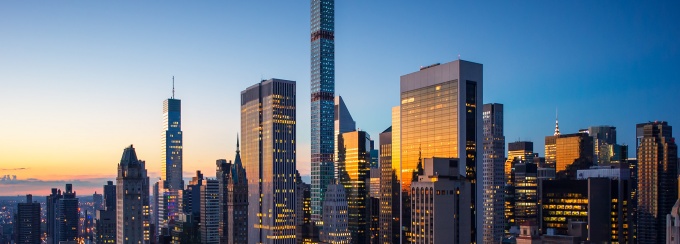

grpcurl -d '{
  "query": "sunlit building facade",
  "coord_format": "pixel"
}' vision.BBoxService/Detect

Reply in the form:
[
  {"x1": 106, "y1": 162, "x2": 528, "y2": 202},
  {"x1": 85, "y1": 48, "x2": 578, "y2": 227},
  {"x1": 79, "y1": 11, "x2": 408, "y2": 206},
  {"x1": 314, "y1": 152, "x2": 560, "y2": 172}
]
[
  {"x1": 378, "y1": 124, "x2": 399, "y2": 244},
  {"x1": 555, "y1": 133, "x2": 594, "y2": 172},
  {"x1": 398, "y1": 60, "x2": 483, "y2": 242},
  {"x1": 637, "y1": 121, "x2": 677, "y2": 244},
  {"x1": 241, "y1": 79, "x2": 297, "y2": 243},
  {"x1": 506, "y1": 141, "x2": 535, "y2": 178},
  {"x1": 482, "y1": 103, "x2": 505, "y2": 243},
  {"x1": 310, "y1": 0, "x2": 336, "y2": 224},
  {"x1": 337, "y1": 130, "x2": 371, "y2": 243},
  {"x1": 116, "y1": 145, "x2": 150, "y2": 244}
]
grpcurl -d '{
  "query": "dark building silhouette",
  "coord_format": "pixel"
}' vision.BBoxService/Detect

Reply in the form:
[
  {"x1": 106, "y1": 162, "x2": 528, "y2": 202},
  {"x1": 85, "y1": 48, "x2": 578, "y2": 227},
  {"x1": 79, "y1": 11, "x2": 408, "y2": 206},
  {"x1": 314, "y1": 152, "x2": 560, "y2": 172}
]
[
  {"x1": 14, "y1": 194, "x2": 41, "y2": 244},
  {"x1": 95, "y1": 181, "x2": 116, "y2": 244}
]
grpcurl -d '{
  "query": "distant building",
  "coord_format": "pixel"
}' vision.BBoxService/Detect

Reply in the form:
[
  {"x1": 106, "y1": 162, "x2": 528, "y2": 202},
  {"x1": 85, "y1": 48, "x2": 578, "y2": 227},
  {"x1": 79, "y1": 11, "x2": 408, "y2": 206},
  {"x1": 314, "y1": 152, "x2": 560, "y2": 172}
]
[
  {"x1": 14, "y1": 194, "x2": 40, "y2": 244},
  {"x1": 337, "y1": 130, "x2": 371, "y2": 243},
  {"x1": 200, "y1": 178, "x2": 220, "y2": 244},
  {"x1": 241, "y1": 79, "x2": 297, "y2": 242},
  {"x1": 506, "y1": 160, "x2": 538, "y2": 230},
  {"x1": 55, "y1": 184, "x2": 79, "y2": 243},
  {"x1": 116, "y1": 145, "x2": 150, "y2": 243},
  {"x1": 218, "y1": 138, "x2": 248, "y2": 244},
  {"x1": 95, "y1": 181, "x2": 116, "y2": 244},
  {"x1": 321, "y1": 183, "x2": 351, "y2": 244},
  {"x1": 506, "y1": 141, "x2": 535, "y2": 177},
  {"x1": 667, "y1": 176, "x2": 680, "y2": 244},
  {"x1": 588, "y1": 125, "x2": 617, "y2": 165},
  {"x1": 410, "y1": 158, "x2": 471, "y2": 244},
  {"x1": 378, "y1": 124, "x2": 399, "y2": 244},
  {"x1": 577, "y1": 167, "x2": 633, "y2": 243},
  {"x1": 555, "y1": 133, "x2": 594, "y2": 173},
  {"x1": 46, "y1": 188, "x2": 63, "y2": 244},
  {"x1": 515, "y1": 221, "x2": 540, "y2": 244},
  {"x1": 637, "y1": 121, "x2": 678, "y2": 244},
  {"x1": 482, "y1": 103, "x2": 505, "y2": 244},
  {"x1": 159, "y1": 86, "x2": 184, "y2": 237}
]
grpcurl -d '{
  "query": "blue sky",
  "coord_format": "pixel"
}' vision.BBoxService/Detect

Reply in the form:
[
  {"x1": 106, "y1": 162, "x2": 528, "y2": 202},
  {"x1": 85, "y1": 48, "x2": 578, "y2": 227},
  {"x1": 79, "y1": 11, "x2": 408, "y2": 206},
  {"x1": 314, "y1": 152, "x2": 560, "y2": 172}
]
[{"x1": 1, "y1": 1, "x2": 678, "y2": 194}]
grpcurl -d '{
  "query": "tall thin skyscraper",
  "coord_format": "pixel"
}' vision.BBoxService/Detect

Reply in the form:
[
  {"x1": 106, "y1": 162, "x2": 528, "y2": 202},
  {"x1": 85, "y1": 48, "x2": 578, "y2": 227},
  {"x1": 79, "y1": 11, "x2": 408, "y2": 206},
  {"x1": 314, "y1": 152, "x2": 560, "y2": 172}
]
[
  {"x1": 310, "y1": 0, "x2": 335, "y2": 224},
  {"x1": 378, "y1": 125, "x2": 399, "y2": 244},
  {"x1": 241, "y1": 78, "x2": 297, "y2": 243},
  {"x1": 398, "y1": 60, "x2": 483, "y2": 243},
  {"x1": 15, "y1": 194, "x2": 41, "y2": 244},
  {"x1": 46, "y1": 188, "x2": 63, "y2": 244},
  {"x1": 116, "y1": 145, "x2": 151, "y2": 244},
  {"x1": 200, "y1": 178, "x2": 220, "y2": 244},
  {"x1": 637, "y1": 121, "x2": 678, "y2": 244},
  {"x1": 160, "y1": 78, "x2": 183, "y2": 232},
  {"x1": 482, "y1": 103, "x2": 505, "y2": 243}
]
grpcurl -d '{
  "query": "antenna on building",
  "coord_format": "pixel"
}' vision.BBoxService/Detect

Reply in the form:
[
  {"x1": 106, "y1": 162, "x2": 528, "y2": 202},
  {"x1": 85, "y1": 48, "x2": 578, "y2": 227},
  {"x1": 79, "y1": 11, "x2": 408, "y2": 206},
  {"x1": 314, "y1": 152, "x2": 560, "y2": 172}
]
[
  {"x1": 554, "y1": 107, "x2": 560, "y2": 136},
  {"x1": 172, "y1": 76, "x2": 175, "y2": 99},
  {"x1": 458, "y1": 54, "x2": 461, "y2": 60}
]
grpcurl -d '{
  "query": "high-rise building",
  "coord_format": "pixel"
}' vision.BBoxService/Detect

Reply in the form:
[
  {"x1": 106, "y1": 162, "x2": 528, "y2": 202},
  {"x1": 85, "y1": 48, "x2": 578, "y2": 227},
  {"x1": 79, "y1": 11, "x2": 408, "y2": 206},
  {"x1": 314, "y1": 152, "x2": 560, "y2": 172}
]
[
  {"x1": 14, "y1": 194, "x2": 40, "y2": 244},
  {"x1": 116, "y1": 145, "x2": 150, "y2": 244},
  {"x1": 335, "y1": 96, "x2": 356, "y2": 162},
  {"x1": 637, "y1": 121, "x2": 678, "y2": 244},
  {"x1": 59, "y1": 184, "x2": 79, "y2": 242},
  {"x1": 398, "y1": 60, "x2": 483, "y2": 242},
  {"x1": 216, "y1": 138, "x2": 249, "y2": 244},
  {"x1": 321, "y1": 183, "x2": 351, "y2": 243},
  {"x1": 506, "y1": 141, "x2": 535, "y2": 177},
  {"x1": 369, "y1": 168, "x2": 380, "y2": 198},
  {"x1": 95, "y1": 181, "x2": 116, "y2": 244},
  {"x1": 555, "y1": 133, "x2": 594, "y2": 174},
  {"x1": 410, "y1": 158, "x2": 471, "y2": 244},
  {"x1": 506, "y1": 159, "x2": 538, "y2": 231},
  {"x1": 379, "y1": 114, "x2": 399, "y2": 244},
  {"x1": 46, "y1": 188, "x2": 63, "y2": 244},
  {"x1": 337, "y1": 130, "x2": 371, "y2": 243},
  {"x1": 160, "y1": 81, "x2": 183, "y2": 233},
  {"x1": 588, "y1": 125, "x2": 617, "y2": 164},
  {"x1": 200, "y1": 178, "x2": 220, "y2": 244},
  {"x1": 94, "y1": 193, "x2": 103, "y2": 212},
  {"x1": 310, "y1": 0, "x2": 336, "y2": 224},
  {"x1": 184, "y1": 171, "x2": 204, "y2": 220},
  {"x1": 482, "y1": 103, "x2": 505, "y2": 243},
  {"x1": 242, "y1": 78, "x2": 297, "y2": 243}
]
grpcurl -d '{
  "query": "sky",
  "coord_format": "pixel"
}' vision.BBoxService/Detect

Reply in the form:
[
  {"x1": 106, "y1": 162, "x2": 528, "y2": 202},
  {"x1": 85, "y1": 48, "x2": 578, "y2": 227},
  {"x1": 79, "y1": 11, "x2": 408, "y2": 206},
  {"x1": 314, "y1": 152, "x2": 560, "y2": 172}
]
[{"x1": 1, "y1": 1, "x2": 678, "y2": 196}]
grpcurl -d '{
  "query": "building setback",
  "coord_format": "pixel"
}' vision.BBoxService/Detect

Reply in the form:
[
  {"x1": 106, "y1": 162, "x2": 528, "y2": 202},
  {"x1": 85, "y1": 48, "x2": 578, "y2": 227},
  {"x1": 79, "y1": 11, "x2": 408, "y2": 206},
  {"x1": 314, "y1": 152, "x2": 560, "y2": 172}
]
[
  {"x1": 310, "y1": 0, "x2": 336, "y2": 224},
  {"x1": 242, "y1": 79, "x2": 297, "y2": 243},
  {"x1": 637, "y1": 121, "x2": 678, "y2": 244},
  {"x1": 410, "y1": 158, "x2": 471, "y2": 244},
  {"x1": 482, "y1": 103, "x2": 505, "y2": 243},
  {"x1": 116, "y1": 145, "x2": 150, "y2": 244}
]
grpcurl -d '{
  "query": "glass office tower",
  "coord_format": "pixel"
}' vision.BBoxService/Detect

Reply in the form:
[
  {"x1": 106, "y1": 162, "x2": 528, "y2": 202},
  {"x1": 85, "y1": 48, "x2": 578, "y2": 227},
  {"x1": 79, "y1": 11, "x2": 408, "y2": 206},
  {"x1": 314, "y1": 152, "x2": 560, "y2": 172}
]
[
  {"x1": 160, "y1": 93, "x2": 183, "y2": 233},
  {"x1": 398, "y1": 60, "x2": 483, "y2": 243},
  {"x1": 242, "y1": 79, "x2": 297, "y2": 243},
  {"x1": 337, "y1": 130, "x2": 371, "y2": 243},
  {"x1": 310, "y1": 0, "x2": 336, "y2": 224}
]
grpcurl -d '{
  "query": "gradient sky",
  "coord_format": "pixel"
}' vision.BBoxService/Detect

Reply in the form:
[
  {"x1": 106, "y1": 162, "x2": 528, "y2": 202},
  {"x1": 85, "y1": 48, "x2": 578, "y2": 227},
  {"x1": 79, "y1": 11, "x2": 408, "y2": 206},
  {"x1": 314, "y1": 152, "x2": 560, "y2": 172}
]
[{"x1": 1, "y1": 1, "x2": 678, "y2": 196}]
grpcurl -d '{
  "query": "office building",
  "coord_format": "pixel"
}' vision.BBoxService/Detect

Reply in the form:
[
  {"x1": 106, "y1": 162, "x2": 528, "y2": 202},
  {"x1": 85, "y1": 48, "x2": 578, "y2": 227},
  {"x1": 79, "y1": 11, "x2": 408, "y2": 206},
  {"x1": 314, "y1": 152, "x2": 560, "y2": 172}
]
[
  {"x1": 242, "y1": 78, "x2": 297, "y2": 243},
  {"x1": 506, "y1": 141, "x2": 535, "y2": 177},
  {"x1": 310, "y1": 0, "x2": 336, "y2": 223},
  {"x1": 482, "y1": 103, "x2": 505, "y2": 243},
  {"x1": 555, "y1": 133, "x2": 594, "y2": 174},
  {"x1": 398, "y1": 59, "x2": 483, "y2": 242},
  {"x1": 588, "y1": 125, "x2": 617, "y2": 165},
  {"x1": 320, "y1": 183, "x2": 351, "y2": 243},
  {"x1": 95, "y1": 182, "x2": 116, "y2": 244},
  {"x1": 216, "y1": 139, "x2": 249, "y2": 244},
  {"x1": 379, "y1": 124, "x2": 399, "y2": 244},
  {"x1": 506, "y1": 159, "x2": 538, "y2": 231},
  {"x1": 410, "y1": 158, "x2": 471, "y2": 244},
  {"x1": 637, "y1": 121, "x2": 678, "y2": 244},
  {"x1": 46, "y1": 188, "x2": 63, "y2": 244},
  {"x1": 116, "y1": 145, "x2": 150, "y2": 243},
  {"x1": 184, "y1": 171, "x2": 204, "y2": 220},
  {"x1": 14, "y1": 194, "x2": 40, "y2": 244},
  {"x1": 337, "y1": 130, "x2": 371, "y2": 243},
  {"x1": 160, "y1": 82, "x2": 184, "y2": 235},
  {"x1": 200, "y1": 178, "x2": 220, "y2": 244},
  {"x1": 59, "y1": 184, "x2": 79, "y2": 243}
]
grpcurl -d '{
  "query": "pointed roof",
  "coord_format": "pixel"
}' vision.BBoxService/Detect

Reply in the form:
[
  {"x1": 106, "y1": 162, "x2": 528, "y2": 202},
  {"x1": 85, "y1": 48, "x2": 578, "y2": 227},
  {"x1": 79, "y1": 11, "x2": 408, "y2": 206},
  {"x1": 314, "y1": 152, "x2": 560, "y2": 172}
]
[
  {"x1": 120, "y1": 145, "x2": 140, "y2": 166},
  {"x1": 231, "y1": 135, "x2": 244, "y2": 183},
  {"x1": 554, "y1": 108, "x2": 560, "y2": 136},
  {"x1": 381, "y1": 126, "x2": 392, "y2": 134}
]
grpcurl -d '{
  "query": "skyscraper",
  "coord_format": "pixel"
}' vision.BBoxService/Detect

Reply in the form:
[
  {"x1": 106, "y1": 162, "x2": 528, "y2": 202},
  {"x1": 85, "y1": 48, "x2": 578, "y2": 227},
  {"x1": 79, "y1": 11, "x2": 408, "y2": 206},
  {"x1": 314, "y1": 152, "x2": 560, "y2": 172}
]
[
  {"x1": 14, "y1": 194, "x2": 40, "y2": 244},
  {"x1": 241, "y1": 78, "x2": 297, "y2": 243},
  {"x1": 200, "y1": 178, "x2": 220, "y2": 244},
  {"x1": 506, "y1": 141, "x2": 535, "y2": 177},
  {"x1": 482, "y1": 103, "x2": 505, "y2": 243},
  {"x1": 217, "y1": 139, "x2": 249, "y2": 244},
  {"x1": 160, "y1": 79, "x2": 183, "y2": 233},
  {"x1": 310, "y1": 0, "x2": 335, "y2": 224},
  {"x1": 321, "y1": 183, "x2": 351, "y2": 244},
  {"x1": 637, "y1": 121, "x2": 678, "y2": 244},
  {"x1": 337, "y1": 130, "x2": 371, "y2": 243},
  {"x1": 555, "y1": 133, "x2": 594, "y2": 174},
  {"x1": 379, "y1": 109, "x2": 400, "y2": 244},
  {"x1": 95, "y1": 181, "x2": 116, "y2": 244},
  {"x1": 59, "y1": 184, "x2": 79, "y2": 242},
  {"x1": 588, "y1": 125, "x2": 617, "y2": 165},
  {"x1": 46, "y1": 188, "x2": 63, "y2": 244},
  {"x1": 116, "y1": 145, "x2": 150, "y2": 244},
  {"x1": 335, "y1": 96, "x2": 356, "y2": 162},
  {"x1": 398, "y1": 60, "x2": 483, "y2": 242}
]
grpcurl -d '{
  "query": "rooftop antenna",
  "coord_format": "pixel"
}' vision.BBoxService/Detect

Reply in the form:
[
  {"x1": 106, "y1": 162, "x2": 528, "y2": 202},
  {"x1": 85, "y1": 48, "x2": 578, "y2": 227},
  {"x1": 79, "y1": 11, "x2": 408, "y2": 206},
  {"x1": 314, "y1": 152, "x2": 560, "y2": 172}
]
[
  {"x1": 172, "y1": 76, "x2": 175, "y2": 99},
  {"x1": 458, "y1": 54, "x2": 461, "y2": 60}
]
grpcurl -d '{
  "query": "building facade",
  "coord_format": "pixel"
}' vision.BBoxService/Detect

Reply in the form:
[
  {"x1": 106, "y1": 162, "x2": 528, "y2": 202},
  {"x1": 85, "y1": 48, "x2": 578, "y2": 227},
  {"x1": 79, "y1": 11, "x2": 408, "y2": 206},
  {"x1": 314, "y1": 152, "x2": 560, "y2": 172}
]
[
  {"x1": 59, "y1": 184, "x2": 79, "y2": 243},
  {"x1": 482, "y1": 103, "x2": 505, "y2": 243},
  {"x1": 116, "y1": 145, "x2": 150, "y2": 244},
  {"x1": 637, "y1": 121, "x2": 677, "y2": 244},
  {"x1": 506, "y1": 141, "x2": 535, "y2": 177},
  {"x1": 159, "y1": 90, "x2": 183, "y2": 237},
  {"x1": 410, "y1": 158, "x2": 471, "y2": 244},
  {"x1": 337, "y1": 130, "x2": 371, "y2": 243},
  {"x1": 200, "y1": 179, "x2": 220, "y2": 244},
  {"x1": 14, "y1": 194, "x2": 41, "y2": 244},
  {"x1": 221, "y1": 140, "x2": 249, "y2": 244},
  {"x1": 95, "y1": 181, "x2": 116, "y2": 244},
  {"x1": 321, "y1": 183, "x2": 351, "y2": 243},
  {"x1": 555, "y1": 133, "x2": 594, "y2": 173},
  {"x1": 398, "y1": 60, "x2": 483, "y2": 242},
  {"x1": 242, "y1": 79, "x2": 297, "y2": 243},
  {"x1": 378, "y1": 125, "x2": 399, "y2": 244},
  {"x1": 310, "y1": 0, "x2": 336, "y2": 224}
]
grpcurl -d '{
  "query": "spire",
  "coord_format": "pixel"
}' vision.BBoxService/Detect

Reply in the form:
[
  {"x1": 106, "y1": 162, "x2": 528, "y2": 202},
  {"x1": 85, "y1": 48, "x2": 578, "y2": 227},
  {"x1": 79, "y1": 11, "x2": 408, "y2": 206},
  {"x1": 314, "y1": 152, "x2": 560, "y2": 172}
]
[
  {"x1": 236, "y1": 133, "x2": 240, "y2": 153},
  {"x1": 172, "y1": 76, "x2": 175, "y2": 99},
  {"x1": 554, "y1": 108, "x2": 560, "y2": 136}
]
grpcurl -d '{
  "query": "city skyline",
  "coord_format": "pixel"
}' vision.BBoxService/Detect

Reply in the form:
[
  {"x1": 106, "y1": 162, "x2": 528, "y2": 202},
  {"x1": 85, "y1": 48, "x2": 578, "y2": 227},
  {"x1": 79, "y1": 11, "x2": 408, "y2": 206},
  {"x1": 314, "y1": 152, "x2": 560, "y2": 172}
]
[{"x1": 2, "y1": 1, "x2": 680, "y2": 196}]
